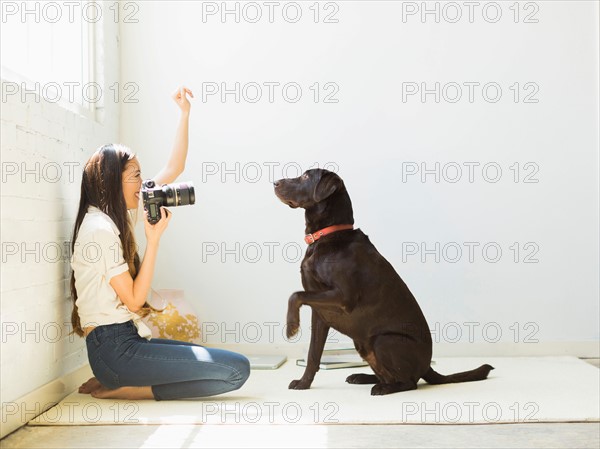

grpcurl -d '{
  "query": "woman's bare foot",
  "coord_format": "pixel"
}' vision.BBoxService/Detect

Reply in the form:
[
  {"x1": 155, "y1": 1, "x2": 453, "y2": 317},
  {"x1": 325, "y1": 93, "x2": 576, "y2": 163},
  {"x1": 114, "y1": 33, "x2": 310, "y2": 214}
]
[
  {"x1": 91, "y1": 385, "x2": 155, "y2": 400},
  {"x1": 79, "y1": 377, "x2": 103, "y2": 394}
]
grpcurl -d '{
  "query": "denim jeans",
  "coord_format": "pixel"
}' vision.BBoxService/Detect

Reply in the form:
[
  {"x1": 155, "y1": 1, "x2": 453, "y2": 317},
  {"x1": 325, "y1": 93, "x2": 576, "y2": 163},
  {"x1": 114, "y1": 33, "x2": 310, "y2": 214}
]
[{"x1": 85, "y1": 320, "x2": 250, "y2": 401}]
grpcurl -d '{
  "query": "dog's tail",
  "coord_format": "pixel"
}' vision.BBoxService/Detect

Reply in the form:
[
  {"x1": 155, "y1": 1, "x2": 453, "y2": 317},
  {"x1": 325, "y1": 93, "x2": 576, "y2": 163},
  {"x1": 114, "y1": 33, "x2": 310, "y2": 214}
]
[{"x1": 422, "y1": 364, "x2": 494, "y2": 385}]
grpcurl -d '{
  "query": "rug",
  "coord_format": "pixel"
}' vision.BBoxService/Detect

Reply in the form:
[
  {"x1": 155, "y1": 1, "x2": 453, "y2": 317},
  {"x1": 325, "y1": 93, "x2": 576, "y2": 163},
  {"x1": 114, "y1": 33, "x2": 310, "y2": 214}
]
[{"x1": 28, "y1": 357, "x2": 599, "y2": 425}]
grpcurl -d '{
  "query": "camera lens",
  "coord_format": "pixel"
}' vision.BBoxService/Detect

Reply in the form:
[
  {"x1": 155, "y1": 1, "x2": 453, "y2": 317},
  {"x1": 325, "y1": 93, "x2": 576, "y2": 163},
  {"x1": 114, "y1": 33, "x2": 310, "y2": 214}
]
[
  {"x1": 162, "y1": 182, "x2": 195, "y2": 207},
  {"x1": 176, "y1": 182, "x2": 195, "y2": 206}
]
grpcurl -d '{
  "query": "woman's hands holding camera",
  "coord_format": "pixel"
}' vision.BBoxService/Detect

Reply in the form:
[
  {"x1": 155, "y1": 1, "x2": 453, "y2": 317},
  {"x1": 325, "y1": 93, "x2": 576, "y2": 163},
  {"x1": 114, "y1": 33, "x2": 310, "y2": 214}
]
[{"x1": 144, "y1": 207, "x2": 172, "y2": 245}]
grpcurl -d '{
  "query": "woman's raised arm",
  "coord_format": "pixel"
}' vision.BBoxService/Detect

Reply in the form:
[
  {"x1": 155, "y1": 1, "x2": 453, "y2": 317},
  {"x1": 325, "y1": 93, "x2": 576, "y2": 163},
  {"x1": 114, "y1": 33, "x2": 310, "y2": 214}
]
[{"x1": 153, "y1": 86, "x2": 194, "y2": 186}]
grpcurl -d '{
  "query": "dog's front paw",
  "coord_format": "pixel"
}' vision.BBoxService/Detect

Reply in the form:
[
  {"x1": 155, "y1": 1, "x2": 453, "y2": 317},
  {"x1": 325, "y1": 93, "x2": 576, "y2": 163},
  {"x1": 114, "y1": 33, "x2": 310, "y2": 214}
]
[
  {"x1": 286, "y1": 321, "x2": 299, "y2": 339},
  {"x1": 289, "y1": 379, "x2": 311, "y2": 390},
  {"x1": 286, "y1": 309, "x2": 300, "y2": 339}
]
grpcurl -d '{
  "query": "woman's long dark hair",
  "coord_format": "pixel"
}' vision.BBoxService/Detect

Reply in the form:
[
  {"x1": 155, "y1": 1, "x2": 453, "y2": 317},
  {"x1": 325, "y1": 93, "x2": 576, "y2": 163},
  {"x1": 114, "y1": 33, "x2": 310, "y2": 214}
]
[{"x1": 69, "y1": 144, "x2": 161, "y2": 337}]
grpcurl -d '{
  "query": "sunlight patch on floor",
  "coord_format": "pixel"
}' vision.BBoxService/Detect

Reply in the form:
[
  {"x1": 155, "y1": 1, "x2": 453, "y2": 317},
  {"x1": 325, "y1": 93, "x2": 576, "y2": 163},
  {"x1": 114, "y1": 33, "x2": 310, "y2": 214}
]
[{"x1": 139, "y1": 424, "x2": 329, "y2": 448}]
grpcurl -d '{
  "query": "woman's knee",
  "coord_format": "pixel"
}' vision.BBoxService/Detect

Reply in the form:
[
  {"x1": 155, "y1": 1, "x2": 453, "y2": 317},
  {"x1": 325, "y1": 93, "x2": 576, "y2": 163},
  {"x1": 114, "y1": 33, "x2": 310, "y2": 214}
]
[{"x1": 228, "y1": 353, "x2": 251, "y2": 388}]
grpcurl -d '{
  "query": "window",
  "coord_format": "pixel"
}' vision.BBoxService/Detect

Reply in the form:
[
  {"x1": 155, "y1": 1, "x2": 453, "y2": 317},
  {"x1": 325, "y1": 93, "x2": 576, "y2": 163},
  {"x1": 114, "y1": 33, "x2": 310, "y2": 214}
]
[{"x1": 1, "y1": 1, "x2": 98, "y2": 116}]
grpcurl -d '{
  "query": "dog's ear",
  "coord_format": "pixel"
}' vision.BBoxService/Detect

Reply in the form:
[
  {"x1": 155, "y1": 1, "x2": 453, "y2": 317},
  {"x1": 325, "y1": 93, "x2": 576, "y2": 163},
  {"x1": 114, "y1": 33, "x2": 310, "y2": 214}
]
[{"x1": 313, "y1": 172, "x2": 341, "y2": 203}]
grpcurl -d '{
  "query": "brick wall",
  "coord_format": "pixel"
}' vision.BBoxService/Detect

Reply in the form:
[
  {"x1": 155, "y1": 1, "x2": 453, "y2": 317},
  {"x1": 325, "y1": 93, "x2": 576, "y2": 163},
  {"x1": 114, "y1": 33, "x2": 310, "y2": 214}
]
[{"x1": 0, "y1": 15, "x2": 120, "y2": 403}]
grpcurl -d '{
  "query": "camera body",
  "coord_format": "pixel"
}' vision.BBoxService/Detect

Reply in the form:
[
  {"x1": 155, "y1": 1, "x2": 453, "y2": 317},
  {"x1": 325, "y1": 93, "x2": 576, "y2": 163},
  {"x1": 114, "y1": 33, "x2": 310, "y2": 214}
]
[{"x1": 141, "y1": 179, "x2": 196, "y2": 224}]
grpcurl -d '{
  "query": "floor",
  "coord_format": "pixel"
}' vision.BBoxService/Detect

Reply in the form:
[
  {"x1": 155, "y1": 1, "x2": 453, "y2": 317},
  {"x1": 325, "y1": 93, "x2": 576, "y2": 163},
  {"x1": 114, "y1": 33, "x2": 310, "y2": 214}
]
[
  {"x1": 1, "y1": 359, "x2": 599, "y2": 449},
  {"x1": 2, "y1": 423, "x2": 599, "y2": 449}
]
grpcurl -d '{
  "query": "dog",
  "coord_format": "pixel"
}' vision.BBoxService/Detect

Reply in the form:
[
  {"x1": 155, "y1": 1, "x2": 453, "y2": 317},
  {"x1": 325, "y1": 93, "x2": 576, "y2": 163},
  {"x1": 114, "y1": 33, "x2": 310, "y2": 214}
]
[{"x1": 274, "y1": 169, "x2": 494, "y2": 395}]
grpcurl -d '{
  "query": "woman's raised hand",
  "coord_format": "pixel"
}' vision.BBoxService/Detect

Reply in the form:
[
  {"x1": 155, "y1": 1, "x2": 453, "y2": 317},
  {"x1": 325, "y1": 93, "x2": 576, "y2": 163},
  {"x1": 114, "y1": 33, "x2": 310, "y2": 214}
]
[
  {"x1": 144, "y1": 206, "x2": 172, "y2": 244},
  {"x1": 172, "y1": 86, "x2": 194, "y2": 115}
]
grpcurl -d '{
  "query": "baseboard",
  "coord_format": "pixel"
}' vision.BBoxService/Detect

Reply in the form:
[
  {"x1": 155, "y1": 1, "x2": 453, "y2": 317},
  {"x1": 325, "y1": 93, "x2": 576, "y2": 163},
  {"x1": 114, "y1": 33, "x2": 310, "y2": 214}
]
[
  {"x1": 0, "y1": 364, "x2": 93, "y2": 439},
  {"x1": 215, "y1": 341, "x2": 600, "y2": 359},
  {"x1": 431, "y1": 341, "x2": 600, "y2": 358}
]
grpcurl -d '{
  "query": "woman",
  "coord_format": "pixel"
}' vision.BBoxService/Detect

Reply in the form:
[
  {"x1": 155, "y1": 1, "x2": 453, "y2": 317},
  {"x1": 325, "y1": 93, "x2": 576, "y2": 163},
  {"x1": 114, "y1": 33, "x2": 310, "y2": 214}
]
[{"x1": 71, "y1": 87, "x2": 250, "y2": 400}]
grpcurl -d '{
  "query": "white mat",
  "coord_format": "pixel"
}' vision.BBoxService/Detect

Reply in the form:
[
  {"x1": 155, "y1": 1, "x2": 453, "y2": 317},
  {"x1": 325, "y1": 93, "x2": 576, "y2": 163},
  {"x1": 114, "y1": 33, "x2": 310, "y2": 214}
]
[{"x1": 29, "y1": 357, "x2": 599, "y2": 425}]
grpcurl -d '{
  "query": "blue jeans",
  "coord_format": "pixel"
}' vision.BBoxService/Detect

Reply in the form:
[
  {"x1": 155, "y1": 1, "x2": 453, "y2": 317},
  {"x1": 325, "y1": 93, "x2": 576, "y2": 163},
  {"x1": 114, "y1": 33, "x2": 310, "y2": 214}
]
[{"x1": 85, "y1": 320, "x2": 250, "y2": 401}]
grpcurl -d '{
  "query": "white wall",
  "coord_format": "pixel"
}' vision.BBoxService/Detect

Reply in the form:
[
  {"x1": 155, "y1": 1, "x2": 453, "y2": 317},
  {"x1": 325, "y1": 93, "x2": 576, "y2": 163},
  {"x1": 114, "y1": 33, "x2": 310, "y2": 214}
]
[
  {"x1": 1, "y1": 9, "x2": 121, "y2": 407},
  {"x1": 121, "y1": 0, "x2": 599, "y2": 355}
]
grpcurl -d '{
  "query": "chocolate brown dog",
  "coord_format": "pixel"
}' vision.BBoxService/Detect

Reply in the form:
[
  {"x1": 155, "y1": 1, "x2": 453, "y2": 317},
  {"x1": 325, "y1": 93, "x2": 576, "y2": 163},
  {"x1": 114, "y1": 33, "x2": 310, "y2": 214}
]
[{"x1": 274, "y1": 169, "x2": 493, "y2": 395}]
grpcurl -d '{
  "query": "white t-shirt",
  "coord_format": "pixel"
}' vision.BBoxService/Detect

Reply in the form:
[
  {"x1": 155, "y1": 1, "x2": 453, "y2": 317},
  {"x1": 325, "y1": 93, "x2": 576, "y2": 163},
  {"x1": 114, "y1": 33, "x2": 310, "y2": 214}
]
[{"x1": 70, "y1": 205, "x2": 152, "y2": 339}]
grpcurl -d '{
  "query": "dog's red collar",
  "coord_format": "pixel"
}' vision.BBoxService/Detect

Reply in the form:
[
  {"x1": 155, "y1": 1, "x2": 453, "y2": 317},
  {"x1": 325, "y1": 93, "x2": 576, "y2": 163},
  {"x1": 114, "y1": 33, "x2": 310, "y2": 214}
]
[{"x1": 304, "y1": 224, "x2": 354, "y2": 245}]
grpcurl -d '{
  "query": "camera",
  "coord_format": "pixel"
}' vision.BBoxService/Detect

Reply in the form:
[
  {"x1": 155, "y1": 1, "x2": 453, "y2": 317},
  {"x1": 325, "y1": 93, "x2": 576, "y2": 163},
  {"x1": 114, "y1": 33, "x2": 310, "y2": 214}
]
[{"x1": 141, "y1": 179, "x2": 195, "y2": 224}]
